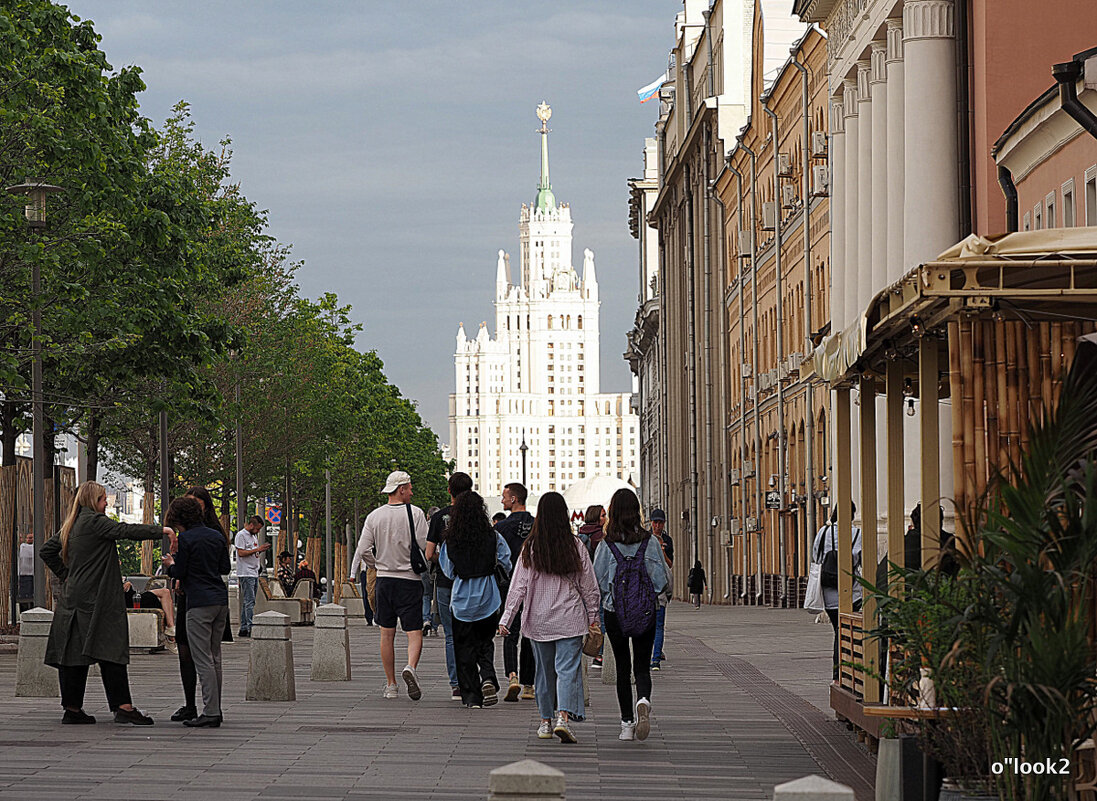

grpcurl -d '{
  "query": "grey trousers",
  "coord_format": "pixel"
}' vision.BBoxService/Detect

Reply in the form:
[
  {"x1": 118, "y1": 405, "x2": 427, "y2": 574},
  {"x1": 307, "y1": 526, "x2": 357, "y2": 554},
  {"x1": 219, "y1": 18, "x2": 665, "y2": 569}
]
[{"x1": 186, "y1": 605, "x2": 229, "y2": 717}]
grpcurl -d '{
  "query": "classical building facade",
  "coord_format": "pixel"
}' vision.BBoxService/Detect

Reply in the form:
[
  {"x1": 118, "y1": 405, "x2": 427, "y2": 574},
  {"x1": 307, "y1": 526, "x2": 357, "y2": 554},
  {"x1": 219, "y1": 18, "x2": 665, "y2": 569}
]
[{"x1": 450, "y1": 104, "x2": 639, "y2": 499}]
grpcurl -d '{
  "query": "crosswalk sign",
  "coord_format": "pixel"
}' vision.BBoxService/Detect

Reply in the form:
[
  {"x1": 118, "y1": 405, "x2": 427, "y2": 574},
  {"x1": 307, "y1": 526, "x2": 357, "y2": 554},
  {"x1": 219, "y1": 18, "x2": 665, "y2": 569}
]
[{"x1": 265, "y1": 506, "x2": 282, "y2": 525}]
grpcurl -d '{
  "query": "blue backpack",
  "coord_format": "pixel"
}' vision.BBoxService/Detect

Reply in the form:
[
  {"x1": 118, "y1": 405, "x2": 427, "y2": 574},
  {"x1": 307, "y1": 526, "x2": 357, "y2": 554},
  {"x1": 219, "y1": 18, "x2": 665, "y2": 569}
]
[{"x1": 607, "y1": 537, "x2": 658, "y2": 636}]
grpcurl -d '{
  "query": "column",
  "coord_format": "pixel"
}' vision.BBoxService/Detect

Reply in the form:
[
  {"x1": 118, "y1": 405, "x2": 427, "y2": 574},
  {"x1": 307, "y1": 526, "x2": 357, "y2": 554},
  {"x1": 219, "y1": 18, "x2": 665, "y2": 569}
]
[
  {"x1": 885, "y1": 360, "x2": 906, "y2": 585},
  {"x1": 903, "y1": 0, "x2": 959, "y2": 269},
  {"x1": 834, "y1": 387, "x2": 853, "y2": 614},
  {"x1": 829, "y1": 94, "x2": 847, "y2": 329},
  {"x1": 858, "y1": 375, "x2": 879, "y2": 704},
  {"x1": 869, "y1": 42, "x2": 889, "y2": 294},
  {"x1": 885, "y1": 19, "x2": 905, "y2": 284},
  {"x1": 856, "y1": 60, "x2": 873, "y2": 318},
  {"x1": 842, "y1": 78, "x2": 859, "y2": 333},
  {"x1": 918, "y1": 339, "x2": 941, "y2": 567}
]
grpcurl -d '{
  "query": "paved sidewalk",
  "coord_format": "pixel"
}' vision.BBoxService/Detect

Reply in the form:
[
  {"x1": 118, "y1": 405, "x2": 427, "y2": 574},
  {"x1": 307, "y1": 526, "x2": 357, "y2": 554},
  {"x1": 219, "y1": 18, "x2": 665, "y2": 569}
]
[{"x1": 0, "y1": 604, "x2": 874, "y2": 801}]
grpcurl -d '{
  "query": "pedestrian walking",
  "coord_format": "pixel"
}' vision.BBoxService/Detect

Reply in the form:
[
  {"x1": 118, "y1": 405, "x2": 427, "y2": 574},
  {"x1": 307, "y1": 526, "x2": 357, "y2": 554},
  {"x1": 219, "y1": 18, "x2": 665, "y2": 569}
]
[
  {"x1": 350, "y1": 470, "x2": 430, "y2": 700},
  {"x1": 811, "y1": 502, "x2": 862, "y2": 682},
  {"x1": 499, "y1": 491, "x2": 600, "y2": 744},
  {"x1": 687, "y1": 560, "x2": 707, "y2": 608},
  {"x1": 494, "y1": 482, "x2": 536, "y2": 701},
  {"x1": 593, "y1": 488, "x2": 670, "y2": 741},
  {"x1": 39, "y1": 480, "x2": 176, "y2": 725},
  {"x1": 18, "y1": 530, "x2": 34, "y2": 611},
  {"x1": 576, "y1": 505, "x2": 603, "y2": 560},
  {"x1": 649, "y1": 507, "x2": 672, "y2": 670},
  {"x1": 234, "y1": 515, "x2": 269, "y2": 637},
  {"x1": 163, "y1": 496, "x2": 231, "y2": 728},
  {"x1": 424, "y1": 471, "x2": 474, "y2": 701},
  {"x1": 439, "y1": 491, "x2": 511, "y2": 708},
  {"x1": 421, "y1": 505, "x2": 440, "y2": 636}
]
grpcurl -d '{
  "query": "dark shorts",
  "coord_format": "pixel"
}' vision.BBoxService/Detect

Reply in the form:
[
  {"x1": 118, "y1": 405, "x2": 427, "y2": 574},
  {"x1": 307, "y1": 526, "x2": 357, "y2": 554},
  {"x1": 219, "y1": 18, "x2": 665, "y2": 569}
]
[{"x1": 375, "y1": 577, "x2": 423, "y2": 631}]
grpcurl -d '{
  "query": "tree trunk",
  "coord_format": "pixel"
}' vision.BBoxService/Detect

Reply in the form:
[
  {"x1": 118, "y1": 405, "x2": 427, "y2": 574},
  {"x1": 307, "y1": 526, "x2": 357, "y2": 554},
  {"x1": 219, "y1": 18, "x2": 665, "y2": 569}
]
[
  {"x1": 42, "y1": 410, "x2": 56, "y2": 479},
  {"x1": 85, "y1": 411, "x2": 100, "y2": 482},
  {"x1": 141, "y1": 428, "x2": 156, "y2": 574},
  {"x1": 1, "y1": 399, "x2": 19, "y2": 466}
]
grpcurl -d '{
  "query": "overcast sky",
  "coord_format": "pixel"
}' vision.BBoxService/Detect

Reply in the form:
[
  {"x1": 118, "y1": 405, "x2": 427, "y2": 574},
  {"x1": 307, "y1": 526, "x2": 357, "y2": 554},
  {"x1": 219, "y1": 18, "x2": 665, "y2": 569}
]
[{"x1": 59, "y1": 1, "x2": 689, "y2": 442}]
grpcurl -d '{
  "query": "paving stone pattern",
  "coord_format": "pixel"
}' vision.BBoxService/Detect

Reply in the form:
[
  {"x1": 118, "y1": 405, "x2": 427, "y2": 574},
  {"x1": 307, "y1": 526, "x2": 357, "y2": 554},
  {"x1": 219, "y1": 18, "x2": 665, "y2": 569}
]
[{"x1": 0, "y1": 605, "x2": 873, "y2": 800}]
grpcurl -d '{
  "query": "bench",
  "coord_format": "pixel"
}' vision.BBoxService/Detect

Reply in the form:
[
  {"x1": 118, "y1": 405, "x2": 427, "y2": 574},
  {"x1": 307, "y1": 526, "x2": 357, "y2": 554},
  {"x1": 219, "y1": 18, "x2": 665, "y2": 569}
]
[{"x1": 256, "y1": 576, "x2": 314, "y2": 625}]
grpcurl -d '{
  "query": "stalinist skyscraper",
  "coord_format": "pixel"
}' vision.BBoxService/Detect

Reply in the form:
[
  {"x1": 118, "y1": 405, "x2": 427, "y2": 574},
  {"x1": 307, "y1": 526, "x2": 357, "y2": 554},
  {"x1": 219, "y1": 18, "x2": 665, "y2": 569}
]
[{"x1": 449, "y1": 103, "x2": 640, "y2": 498}]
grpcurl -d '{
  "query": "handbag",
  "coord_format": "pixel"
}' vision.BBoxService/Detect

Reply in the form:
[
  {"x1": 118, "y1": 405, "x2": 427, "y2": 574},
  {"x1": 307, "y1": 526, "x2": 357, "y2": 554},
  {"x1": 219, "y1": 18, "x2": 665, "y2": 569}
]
[
  {"x1": 405, "y1": 505, "x2": 428, "y2": 575},
  {"x1": 569, "y1": 577, "x2": 603, "y2": 657},
  {"x1": 804, "y1": 562, "x2": 825, "y2": 613},
  {"x1": 493, "y1": 560, "x2": 511, "y2": 596}
]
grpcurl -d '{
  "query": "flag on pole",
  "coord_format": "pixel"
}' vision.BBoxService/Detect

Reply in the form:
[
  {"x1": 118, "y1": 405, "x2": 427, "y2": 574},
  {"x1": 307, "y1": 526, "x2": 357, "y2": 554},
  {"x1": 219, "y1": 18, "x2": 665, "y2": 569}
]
[{"x1": 637, "y1": 72, "x2": 668, "y2": 104}]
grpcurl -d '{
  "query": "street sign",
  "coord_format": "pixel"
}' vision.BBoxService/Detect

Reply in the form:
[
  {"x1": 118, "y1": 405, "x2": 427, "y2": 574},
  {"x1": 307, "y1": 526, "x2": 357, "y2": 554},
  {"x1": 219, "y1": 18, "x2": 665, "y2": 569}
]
[
  {"x1": 266, "y1": 505, "x2": 282, "y2": 525},
  {"x1": 765, "y1": 490, "x2": 782, "y2": 510}
]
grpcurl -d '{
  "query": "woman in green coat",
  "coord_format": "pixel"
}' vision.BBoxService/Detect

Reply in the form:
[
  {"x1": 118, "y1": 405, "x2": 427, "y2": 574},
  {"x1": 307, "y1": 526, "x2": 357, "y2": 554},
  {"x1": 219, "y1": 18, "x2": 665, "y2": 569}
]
[{"x1": 40, "y1": 480, "x2": 176, "y2": 725}]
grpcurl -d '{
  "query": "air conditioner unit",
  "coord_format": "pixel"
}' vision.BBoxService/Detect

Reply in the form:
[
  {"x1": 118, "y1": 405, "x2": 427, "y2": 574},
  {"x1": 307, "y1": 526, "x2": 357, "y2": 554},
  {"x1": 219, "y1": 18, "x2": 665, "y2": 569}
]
[
  {"x1": 746, "y1": 386, "x2": 755, "y2": 401},
  {"x1": 738, "y1": 228, "x2": 753, "y2": 258},
  {"x1": 767, "y1": 368, "x2": 778, "y2": 386},
  {"x1": 729, "y1": 469, "x2": 740, "y2": 485},
  {"x1": 779, "y1": 361, "x2": 789, "y2": 380},
  {"x1": 743, "y1": 460, "x2": 755, "y2": 477},
  {"x1": 761, "y1": 201, "x2": 777, "y2": 231},
  {"x1": 781, "y1": 183, "x2": 798, "y2": 209},
  {"x1": 811, "y1": 130, "x2": 828, "y2": 158},
  {"x1": 741, "y1": 362, "x2": 752, "y2": 378},
  {"x1": 729, "y1": 518, "x2": 740, "y2": 536},
  {"x1": 811, "y1": 165, "x2": 830, "y2": 197},
  {"x1": 745, "y1": 516, "x2": 759, "y2": 533},
  {"x1": 777, "y1": 153, "x2": 793, "y2": 178},
  {"x1": 788, "y1": 351, "x2": 803, "y2": 371}
]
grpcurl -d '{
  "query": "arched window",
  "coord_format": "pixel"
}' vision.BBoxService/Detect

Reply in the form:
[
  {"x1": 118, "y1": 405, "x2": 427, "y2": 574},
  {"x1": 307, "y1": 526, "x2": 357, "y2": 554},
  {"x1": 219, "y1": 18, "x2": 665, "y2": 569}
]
[{"x1": 577, "y1": 315, "x2": 583, "y2": 330}]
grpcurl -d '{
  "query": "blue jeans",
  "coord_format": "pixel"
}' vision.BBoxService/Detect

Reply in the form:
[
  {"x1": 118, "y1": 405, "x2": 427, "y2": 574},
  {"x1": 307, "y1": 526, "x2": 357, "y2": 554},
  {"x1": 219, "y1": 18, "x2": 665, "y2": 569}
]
[
  {"x1": 435, "y1": 585, "x2": 458, "y2": 688},
  {"x1": 530, "y1": 637, "x2": 584, "y2": 721},
  {"x1": 239, "y1": 576, "x2": 257, "y2": 632},
  {"x1": 652, "y1": 605, "x2": 667, "y2": 664},
  {"x1": 421, "y1": 573, "x2": 434, "y2": 628}
]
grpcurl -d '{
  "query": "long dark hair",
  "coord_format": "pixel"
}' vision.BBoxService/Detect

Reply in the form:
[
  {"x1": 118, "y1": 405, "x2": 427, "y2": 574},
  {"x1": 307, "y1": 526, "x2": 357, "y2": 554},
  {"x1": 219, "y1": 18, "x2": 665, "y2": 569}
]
[
  {"x1": 604, "y1": 488, "x2": 645, "y2": 545},
  {"x1": 185, "y1": 486, "x2": 228, "y2": 542},
  {"x1": 445, "y1": 491, "x2": 494, "y2": 552},
  {"x1": 521, "y1": 491, "x2": 581, "y2": 576}
]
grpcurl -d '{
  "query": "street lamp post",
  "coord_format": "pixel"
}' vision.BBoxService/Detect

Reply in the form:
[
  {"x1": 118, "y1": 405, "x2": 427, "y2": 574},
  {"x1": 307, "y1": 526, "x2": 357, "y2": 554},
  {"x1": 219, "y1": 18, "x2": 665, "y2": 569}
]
[
  {"x1": 324, "y1": 468, "x2": 332, "y2": 603},
  {"x1": 6, "y1": 179, "x2": 63, "y2": 610},
  {"x1": 519, "y1": 430, "x2": 528, "y2": 488}
]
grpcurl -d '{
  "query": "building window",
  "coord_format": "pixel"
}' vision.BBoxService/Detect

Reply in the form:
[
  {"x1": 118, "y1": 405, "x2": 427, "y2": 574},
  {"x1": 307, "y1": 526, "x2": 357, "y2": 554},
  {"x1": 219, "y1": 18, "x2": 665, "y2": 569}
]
[
  {"x1": 1046, "y1": 192, "x2": 1056, "y2": 228},
  {"x1": 1034, "y1": 202, "x2": 1043, "y2": 230},
  {"x1": 1063, "y1": 179, "x2": 1076, "y2": 227},
  {"x1": 1086, "y1": 167, "x2": 1097, "y2": 226},
  {"x1": 1023, "y1": 211, "x2": 1031, "y2": 231}
]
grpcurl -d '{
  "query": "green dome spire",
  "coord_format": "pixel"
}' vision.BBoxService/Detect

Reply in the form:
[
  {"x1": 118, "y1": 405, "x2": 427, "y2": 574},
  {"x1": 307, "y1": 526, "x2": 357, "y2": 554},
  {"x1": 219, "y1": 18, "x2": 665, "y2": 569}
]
[{"x1": 535, "y1": 101, "x2": 556, "y2": 211}]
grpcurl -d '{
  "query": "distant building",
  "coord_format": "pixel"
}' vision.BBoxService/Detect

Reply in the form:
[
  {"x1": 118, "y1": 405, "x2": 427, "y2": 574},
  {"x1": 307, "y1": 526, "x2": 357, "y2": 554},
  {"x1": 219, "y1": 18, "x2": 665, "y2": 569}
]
[{"x1": 449, "y1": 103, "x2": 640, "y2": 498}]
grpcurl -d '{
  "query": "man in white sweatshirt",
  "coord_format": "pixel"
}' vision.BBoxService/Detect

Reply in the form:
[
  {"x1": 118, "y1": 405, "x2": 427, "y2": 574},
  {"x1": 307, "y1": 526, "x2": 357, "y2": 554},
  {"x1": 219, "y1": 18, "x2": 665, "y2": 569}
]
[{"x1": 351, "y1": 471, "x2": 429, "y2": 700}]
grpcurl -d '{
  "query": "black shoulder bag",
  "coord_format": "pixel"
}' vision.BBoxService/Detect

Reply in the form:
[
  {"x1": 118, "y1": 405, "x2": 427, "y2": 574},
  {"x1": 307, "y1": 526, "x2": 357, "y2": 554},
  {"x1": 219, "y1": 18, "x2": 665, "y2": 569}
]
[{"x1": 406, "y1": 505, "x2": 428, "y2": 575}]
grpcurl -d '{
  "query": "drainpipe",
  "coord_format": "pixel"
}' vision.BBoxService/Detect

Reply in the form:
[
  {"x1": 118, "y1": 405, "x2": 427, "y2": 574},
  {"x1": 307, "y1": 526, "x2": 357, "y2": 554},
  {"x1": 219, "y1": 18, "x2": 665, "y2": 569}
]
[
  {"x1": 791, "y1": 53, "x2": 816, "y2": 582},
  {"x1": 685, "y1": 168, "x2": 700, "y2": 572},
  {"x1": 1053, "y1": 59, "x2": 1097, "y2": 138},
  {"x1": 763, "y1": 98, "x2": 788, "y2": 604},
  {"x1": 726, "y1": 158, "x2": 748, "y2": 601},
  {"x1": 741, "y1": 141, "x2": 763, "y2": 601},
  {"x1": 998, "y1": 165, "x2": 1019, "y2": 233},
  {"x1": 702, "y1": 132, "x2": 716, "y2": 602}
]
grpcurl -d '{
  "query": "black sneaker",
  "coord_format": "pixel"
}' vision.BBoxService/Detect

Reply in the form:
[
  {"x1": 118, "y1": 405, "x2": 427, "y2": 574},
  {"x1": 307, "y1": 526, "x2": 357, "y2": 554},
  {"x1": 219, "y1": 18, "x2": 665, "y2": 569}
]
[
  {"x1": 61, "y1": 709, "x2": 96, "y2": 724},
  {"x1": 114, "y1": 707, "x2": 154, "y2": 726},
  {"x1": 238, "y1": 629, "x2": 251, "y2": 638},
  {"x1": 182, "y1": 714, "x2": 222, "y2": 728},
  {"x1": 170, "y1": 705, "x2": 198, "y2": 722}
]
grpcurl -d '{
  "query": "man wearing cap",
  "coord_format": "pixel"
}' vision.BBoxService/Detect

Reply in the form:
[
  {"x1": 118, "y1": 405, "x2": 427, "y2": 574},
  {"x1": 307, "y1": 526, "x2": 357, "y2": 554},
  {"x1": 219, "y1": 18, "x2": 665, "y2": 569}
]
[
  {"x1": 351, "y1": 470, "x2": 429, "y2": 700},
  {"x1": 649, "y1": 508, "x2": 673, "y2": 670}
]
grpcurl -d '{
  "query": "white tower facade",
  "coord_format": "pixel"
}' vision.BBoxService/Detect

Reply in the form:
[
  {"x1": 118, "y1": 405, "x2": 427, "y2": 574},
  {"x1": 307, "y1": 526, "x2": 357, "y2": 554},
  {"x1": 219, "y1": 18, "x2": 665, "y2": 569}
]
[{"x1": 449, "y1": 103, "x2": 640, "y2": 498}]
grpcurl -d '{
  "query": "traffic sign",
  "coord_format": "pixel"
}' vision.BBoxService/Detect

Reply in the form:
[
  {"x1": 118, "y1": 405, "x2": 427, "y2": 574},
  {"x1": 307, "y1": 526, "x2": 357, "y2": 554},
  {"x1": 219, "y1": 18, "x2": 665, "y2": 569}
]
[{"x1": 266, "y1": 506, "x2": 282, "y2": 525}]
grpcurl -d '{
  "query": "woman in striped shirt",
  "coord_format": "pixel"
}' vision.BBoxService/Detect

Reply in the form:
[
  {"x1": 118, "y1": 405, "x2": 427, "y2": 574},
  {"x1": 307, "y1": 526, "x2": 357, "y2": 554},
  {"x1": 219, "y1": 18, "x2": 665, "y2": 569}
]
[{"x1": 499, "y1": 492, "x2": 600, "y2": 743}]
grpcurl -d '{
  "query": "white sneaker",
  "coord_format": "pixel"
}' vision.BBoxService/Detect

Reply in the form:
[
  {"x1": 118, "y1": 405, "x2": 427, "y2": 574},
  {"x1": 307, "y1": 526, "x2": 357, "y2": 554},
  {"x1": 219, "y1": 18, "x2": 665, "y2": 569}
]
[
  {"x1": 635, "y1": 697, "x2": 651, "y2": 741},
  {"x1": 553, "y1": 713, "x2": 577, "y2": 744},
  {"x1": 619, "y1": 720, "x2": 636, "y2": 741},
  {"x1": 537, "y1": 719, "x2": 553, "y2": 739},
  {"x1": 382, "y1": 683, "x2": 398, "y2": 699},
  {"x1": 401, "y1": 665, "x2": 422, "y2": 701}
]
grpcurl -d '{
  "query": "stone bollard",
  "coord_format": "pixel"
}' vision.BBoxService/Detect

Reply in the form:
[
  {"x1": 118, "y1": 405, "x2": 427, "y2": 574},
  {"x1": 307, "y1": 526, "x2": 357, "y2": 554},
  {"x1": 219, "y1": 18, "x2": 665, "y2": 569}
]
[
  {"x1": 246, "y1": 611, "x2": 296, "y2": 701},
  {"x1": 601, "y1": 636, "x2": 616, "y2": 685},
  {"x1": 311, "y1": 603, "x2": 350, "y2": 681},
  {"x1": 772, "y1": 775, "x2": 855, "y2": 801},
  {"x1": 489, "y1": 759, "x2": 565, "y2": 801},
  {"x1": 16, "y1": 608, "x2": 58, "y2": 697}
]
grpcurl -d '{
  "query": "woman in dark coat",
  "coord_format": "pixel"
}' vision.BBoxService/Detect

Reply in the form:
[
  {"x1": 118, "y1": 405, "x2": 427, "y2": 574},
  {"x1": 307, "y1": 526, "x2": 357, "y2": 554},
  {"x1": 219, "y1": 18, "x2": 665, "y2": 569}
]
[{"x1": 40, "y1": 480, "x2": 175, "y2": 725}]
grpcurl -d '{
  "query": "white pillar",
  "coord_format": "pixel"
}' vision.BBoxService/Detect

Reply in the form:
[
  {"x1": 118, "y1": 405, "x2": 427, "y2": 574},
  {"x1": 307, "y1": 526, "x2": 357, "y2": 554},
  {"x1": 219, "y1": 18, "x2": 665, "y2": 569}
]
[
  {"x1": 886, "y1": 19, "x2": 906, "y2": 284},
  {"x1": 903, "y1": 0, "x2": 959, "y2": 268},
  {"x1": 856, "y1": 59, "x2": 873, "y2": 318},
  {"x1": 869, "y1": 42, "x2": 889, "y2": 296},
  {"x1": 843, "y1": 77, "x2": 859, "y2": 332},
  {"x1": 829, "y1": 95, "x2": 847, "y2": 329}
]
